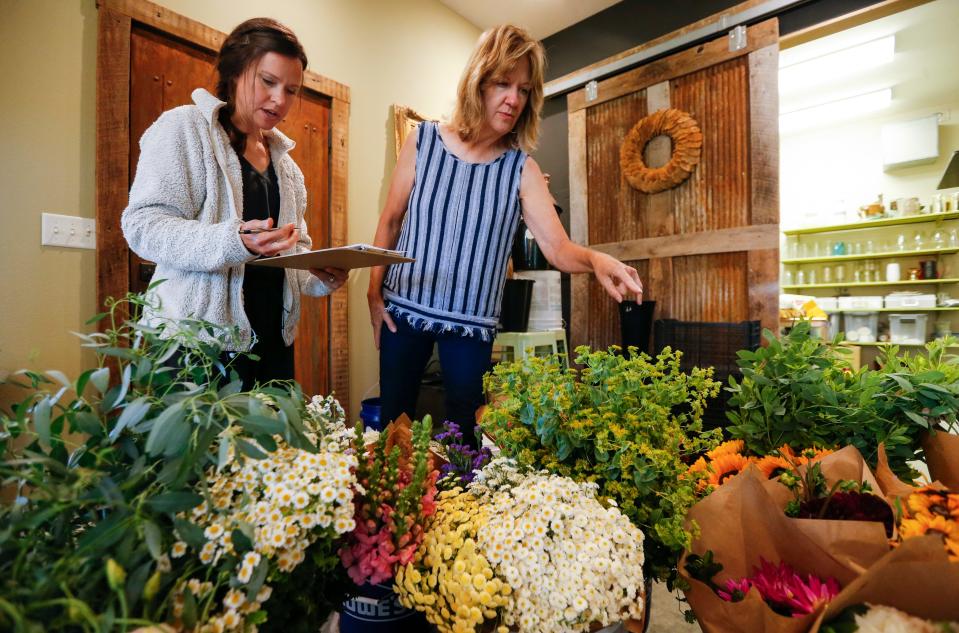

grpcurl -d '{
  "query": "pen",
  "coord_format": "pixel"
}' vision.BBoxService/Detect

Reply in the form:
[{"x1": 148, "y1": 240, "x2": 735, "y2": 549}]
[{"x1": 238, "y1": 228, "x2": 300, "y2": 235}]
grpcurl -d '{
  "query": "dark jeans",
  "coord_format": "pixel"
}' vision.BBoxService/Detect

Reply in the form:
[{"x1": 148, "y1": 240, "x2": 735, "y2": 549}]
[{"x1": 379, "y1": 317, "x2": 493, "y2": 448}]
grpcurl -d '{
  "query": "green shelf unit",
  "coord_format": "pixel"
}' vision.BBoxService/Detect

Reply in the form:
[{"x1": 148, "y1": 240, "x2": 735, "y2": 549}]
[
  {"x1": 782, "y1": 247, "x2": 959, "y2": 265},
  {"x1": 782, "y1": 278, "x2": 959, "y2": 290},
  {"x1": 825, "y1": 308, "x2": 959, "y2": 313},
  {"x1": 783, "y1": 211, "x2": 959, "y2": 236}
]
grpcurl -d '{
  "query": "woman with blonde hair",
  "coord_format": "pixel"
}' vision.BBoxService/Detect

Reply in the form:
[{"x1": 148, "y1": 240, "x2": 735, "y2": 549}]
[{"x1": 368, "y1": 24, "x2": 643, "y2": 444}]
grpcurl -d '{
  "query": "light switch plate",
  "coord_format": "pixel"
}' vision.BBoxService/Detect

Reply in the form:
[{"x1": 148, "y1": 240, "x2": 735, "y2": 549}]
[{"x1": 41, "y1": 213, "x2": 96, "y2": 250}]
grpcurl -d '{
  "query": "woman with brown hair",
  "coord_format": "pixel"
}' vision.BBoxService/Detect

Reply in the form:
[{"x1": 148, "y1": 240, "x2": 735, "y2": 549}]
[
  {"x1": 122, "y1": 18, "x2": 347, "y2": 389},
  {"x1": 368, "y1": 25, "x2": 643, "y2": 445}
]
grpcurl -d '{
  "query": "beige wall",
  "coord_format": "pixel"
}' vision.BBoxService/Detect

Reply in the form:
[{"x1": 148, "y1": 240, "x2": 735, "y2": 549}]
[{"x1": 0, "y1": 0, "x2": 479, "y2": 414}]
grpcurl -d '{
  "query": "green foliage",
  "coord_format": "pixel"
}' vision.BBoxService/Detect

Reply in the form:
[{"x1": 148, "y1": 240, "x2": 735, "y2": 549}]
[
  {"x1": 0, "y1": 292, "x2": 334, "y2": 632},
  {"x1": 481, "y1": 345, "x2": 722, "y2": 584},
  {"x1": 725, "y1": 322, "x2": 959, "y2": 479}
]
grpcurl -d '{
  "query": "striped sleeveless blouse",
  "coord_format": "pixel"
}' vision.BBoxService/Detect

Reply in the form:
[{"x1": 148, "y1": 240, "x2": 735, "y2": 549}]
[{"x1": 383, "y1": 121, "x2": 527, "y2": 341}]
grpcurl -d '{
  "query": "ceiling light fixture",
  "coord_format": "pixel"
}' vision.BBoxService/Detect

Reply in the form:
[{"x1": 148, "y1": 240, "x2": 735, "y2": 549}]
[
  {"x1": 779, "y1": 35, "x2": 895, "y2": 93},
  {"x1": 780, "y1": 88, "x2": 893, "y2": 134}
]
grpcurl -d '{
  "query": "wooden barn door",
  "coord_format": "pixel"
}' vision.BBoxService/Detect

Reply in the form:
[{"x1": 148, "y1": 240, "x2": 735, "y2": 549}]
[
  {"x1": 567, "y1": 18, "x2": 780, "y2": 351},
  {"x1": 98, "y1": 0, "x2": 349, "y2": 403}
]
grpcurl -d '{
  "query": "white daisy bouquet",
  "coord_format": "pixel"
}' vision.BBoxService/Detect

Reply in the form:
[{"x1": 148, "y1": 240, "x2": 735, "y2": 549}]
[
  {"x1": 169, "y1": 394, "x2": 360, "y2": 632},
  {"x1": 396, "y1": 458, "x2": 646, "y2": 633}
]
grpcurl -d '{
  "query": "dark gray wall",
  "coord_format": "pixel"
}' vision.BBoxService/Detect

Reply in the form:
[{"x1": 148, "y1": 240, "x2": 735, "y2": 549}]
[{"x1": 530, "y1": 0, "x2": 885, "y2": 330}]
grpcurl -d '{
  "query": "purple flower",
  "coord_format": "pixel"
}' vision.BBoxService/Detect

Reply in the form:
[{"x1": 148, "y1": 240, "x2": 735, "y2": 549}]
[{"x1": 434, "y1": 421, "x2": 492, "y2": 486}]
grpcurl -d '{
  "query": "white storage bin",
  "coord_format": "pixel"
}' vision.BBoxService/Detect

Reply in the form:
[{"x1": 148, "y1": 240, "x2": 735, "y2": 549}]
[
  {"x1": 889, "y1": 314, "x2": 929, "y2": 345},
  {"x1": 815, "y1": 297, "x2": 839, "y2": 311},
  {"x1": 884, "y1": 293, "x2": 936, "y2": 309},
  {"x1": 827, "y1": 313, "x2": 841, "y2": 338},
  {"x1": 843, "y1": 312, "x2": 879, "y2": 343},
  {"x1": 838, "y1": 296, "x2": 884, "y2": 311}
]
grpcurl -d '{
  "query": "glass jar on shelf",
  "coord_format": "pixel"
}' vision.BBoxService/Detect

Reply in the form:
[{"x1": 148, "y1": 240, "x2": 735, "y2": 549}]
[
  {"x1": 835, "y1": 264, "x2": 846, "y2": 283},
  {"x1": 822, "y1": 265, "x2": 833, "y2": 283},
  {"x1": 782, "y1": 269, "x2": 793, "y2": 285},
  {"x1": 797, "y1": 269, "x2": 806, "y2": 285},
  {"x1": 808, "y1": 268, "x2": 818, "y2": 285},
  {"x1": 913, "y1": 231, "x2": 925, "y2": 251}
]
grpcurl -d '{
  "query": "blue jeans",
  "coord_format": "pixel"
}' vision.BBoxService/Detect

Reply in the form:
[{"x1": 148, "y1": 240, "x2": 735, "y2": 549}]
[{"x1": 379, "y1": 317, "x2": 493, "y2": 447}]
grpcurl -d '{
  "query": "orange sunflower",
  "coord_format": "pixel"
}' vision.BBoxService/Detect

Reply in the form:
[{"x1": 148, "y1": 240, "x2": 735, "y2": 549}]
[
  {"x1": 906, "y1": 489, "x2": 959, "y2": 521},
  {"x1": 706, "y1": 453, "x2": 753, "y2": 488},
  {"x1": 900, "y1": 512, "x2": 958, "y2": 541},
  {"x1": 755, "y1": 454, "x2": 792, "y2": 480},
  {"x1": 707, "y1": 440, "x2": 745, "y2": 460},
  {"x1": 796, "y1": 447, "x2": 834, "y2": 464}
]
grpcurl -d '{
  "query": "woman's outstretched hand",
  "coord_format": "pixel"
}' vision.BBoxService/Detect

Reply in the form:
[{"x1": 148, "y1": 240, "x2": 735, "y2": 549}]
[{"x1": 590, "y1": 251, "x2": 644, "y2": 303}]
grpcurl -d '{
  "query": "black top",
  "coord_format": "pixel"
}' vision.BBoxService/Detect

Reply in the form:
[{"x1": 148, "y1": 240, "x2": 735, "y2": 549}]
[{"x1": 240, "y1": 154, "x2": 286, "y2": 345}]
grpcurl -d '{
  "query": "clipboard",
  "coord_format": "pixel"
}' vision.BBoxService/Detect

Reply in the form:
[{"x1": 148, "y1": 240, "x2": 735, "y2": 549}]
[{"x1": 249, "y1": 244, "x2": 414, "y2": 271}]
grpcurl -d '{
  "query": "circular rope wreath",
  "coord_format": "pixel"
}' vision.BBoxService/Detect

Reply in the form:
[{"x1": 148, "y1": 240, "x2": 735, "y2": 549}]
[{"x1": 620, "y1": 108, "x2": 703, "y2": 194}]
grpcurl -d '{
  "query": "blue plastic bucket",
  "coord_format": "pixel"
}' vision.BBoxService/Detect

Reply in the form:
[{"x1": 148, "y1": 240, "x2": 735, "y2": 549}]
[
  {"x1": 359, "y1": 397, "x2": 383, "y2": 431},
  {"x1": 339, "y1": 582, "x2": 428, "y2": 632}
]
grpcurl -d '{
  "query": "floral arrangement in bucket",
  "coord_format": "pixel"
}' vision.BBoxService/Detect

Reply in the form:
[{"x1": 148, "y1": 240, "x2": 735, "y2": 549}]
[
  {"x1": 685, "y1": 441, "x2": 835, "y2": 495},
  {"x1": 0, "y1": 291, "x2": 357, "y2": 632},
  {"x1": 899, "y1": 487, "x2": 959, "y2": 561},
  {"x1": 395, "y1": 458, "x2": 646, "y2": 633},
  {"x1": 169, "y1": 394, "x2": 360, "y2": 631},
  {"x1": 339, "y1": 414, "x2": 440, "y2": 586},
  {"x1": 433, "y1": 420, "x2": 494, "y2": 488},
  {"x1": 822, "y1": 604, "x2": 959, "y2": 633},
  {"x1": 481, "y1": 345, "x2": 721, "y2": 584},
  {"x1": 686, "y1": 552, "x2": 841, "y2": 619}
]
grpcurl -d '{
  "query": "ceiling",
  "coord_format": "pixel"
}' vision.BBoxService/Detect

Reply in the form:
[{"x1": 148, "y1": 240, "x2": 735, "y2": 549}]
[
  {"x1": 779, "y1": 0, "x2": 959, "y2": 132},
  {"x1": 439, "y1": 0, "x2": 622, "y2": 40}
]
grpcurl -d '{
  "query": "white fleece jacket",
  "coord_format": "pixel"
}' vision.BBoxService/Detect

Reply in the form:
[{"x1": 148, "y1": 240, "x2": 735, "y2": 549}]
[{"x1": 122, "y1": 88, "x2": 331, "y2": 351}]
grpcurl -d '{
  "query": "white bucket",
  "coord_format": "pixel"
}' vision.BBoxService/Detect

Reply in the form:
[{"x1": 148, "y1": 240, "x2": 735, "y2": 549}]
[{"x1": 513, "y1": 270, "x2": 563, "y2": 331}]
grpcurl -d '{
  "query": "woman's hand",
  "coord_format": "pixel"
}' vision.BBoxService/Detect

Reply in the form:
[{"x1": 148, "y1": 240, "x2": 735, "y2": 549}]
[
  {"x1": 240, "y1": 218, "x2": 298, "y2": 256},
  {"x1": 309, "y1": 267, "x2": 348, "y2": 291},
  {"x1": 590, "y1": 251, "x2": 644, "y2": 303},
  {"x1": 368, "y1": 291, "x2": 397, "y2": 350}
]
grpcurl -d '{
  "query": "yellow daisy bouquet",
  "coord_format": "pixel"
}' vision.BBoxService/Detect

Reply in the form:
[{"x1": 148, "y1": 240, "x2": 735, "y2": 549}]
[{"x1": 396, "y1": 458, "x2": 646, "y2": 633}]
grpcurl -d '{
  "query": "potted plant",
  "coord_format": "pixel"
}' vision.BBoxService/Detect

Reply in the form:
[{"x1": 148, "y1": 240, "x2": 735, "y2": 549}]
[
  {"x1": 480, "y1": 345, "x2": 722, "y2": 587},
  {"x1": 0, "y1": 292, "x2": 355, "y2": 632}
]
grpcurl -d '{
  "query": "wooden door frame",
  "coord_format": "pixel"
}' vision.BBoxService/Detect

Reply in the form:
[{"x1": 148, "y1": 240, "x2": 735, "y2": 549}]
[{"x1": 95, "y1": 0, "x2": 351, "y2": 406}]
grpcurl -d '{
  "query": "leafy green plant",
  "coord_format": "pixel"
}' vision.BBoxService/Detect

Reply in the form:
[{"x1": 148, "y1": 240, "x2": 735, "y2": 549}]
[
  {"x1": 0, "y1": 291, "x2": 346, "y2": 632},
  {"x1": 481, "y1": 345, "x2": 722, "y2": 584},
  {"x1": 725, "y1": 322, "x2": 959, "y2": 479}
]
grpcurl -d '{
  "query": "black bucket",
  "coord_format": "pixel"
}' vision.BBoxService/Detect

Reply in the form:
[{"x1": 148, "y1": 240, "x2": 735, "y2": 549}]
[
  {"x1": 499, "y1": 279, "x2": 534, "y2": 332},
  {"x1": 619, "y1": 300, "x2": 656, "y2": 354}
]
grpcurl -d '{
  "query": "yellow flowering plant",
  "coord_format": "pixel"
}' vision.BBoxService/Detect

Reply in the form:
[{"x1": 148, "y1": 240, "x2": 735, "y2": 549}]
[{"x1": 481, "y1": 346, "x2": 721, "y2": 584}]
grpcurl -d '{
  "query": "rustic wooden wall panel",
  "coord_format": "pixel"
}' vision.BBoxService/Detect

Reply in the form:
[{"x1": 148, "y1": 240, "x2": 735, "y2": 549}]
[
  {"x1": 670, "y1": 58, "x2": 750, "y2": 235},
  {"x1": 585, "y1": 91, "x2": 647, "y2": 244},
  {"x1": 566, "y1": 18, "x2": 780, "y2": 354},
  {"x1": 671, "y1": 253, "x2": 749, "y2": 322}
]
